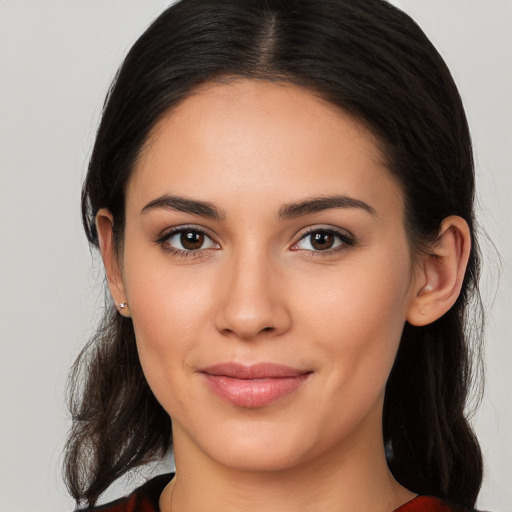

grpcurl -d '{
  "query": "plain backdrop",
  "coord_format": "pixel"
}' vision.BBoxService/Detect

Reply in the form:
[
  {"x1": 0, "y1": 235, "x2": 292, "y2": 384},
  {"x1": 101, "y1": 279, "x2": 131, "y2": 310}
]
[{"x1": 0, "y1": 1, "x2": 510, "y2": 511}]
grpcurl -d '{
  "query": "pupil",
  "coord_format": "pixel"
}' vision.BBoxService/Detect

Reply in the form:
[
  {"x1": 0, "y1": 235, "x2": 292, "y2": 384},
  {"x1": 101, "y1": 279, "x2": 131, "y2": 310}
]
[
  {"x1": 311, "y1": 232, "x2": 334, "y2": 250},
  {"x1": 181, "y1": 231, "x2": 204, "y2": 250}
]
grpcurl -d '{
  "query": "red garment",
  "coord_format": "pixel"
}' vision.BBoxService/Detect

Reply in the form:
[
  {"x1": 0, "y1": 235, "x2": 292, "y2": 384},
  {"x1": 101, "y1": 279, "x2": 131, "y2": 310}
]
[
  {"x1": 394, "y1": 495, "x2": 466, "y2": 512},
  {"x1": 84, "y1": 473, "x2": 476, "y2": 512}
]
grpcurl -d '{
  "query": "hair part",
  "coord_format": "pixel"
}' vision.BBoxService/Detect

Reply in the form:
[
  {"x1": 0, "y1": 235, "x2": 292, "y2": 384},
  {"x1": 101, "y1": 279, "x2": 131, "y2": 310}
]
[{"x1": 67, "y1": 0, "x2": 483, "y2": 507}]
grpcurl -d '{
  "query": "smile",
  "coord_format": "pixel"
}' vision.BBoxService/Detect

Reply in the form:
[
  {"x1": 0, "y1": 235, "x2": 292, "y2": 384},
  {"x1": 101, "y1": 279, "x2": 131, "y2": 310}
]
[{"x1": 200, "y1": 363, "x2": 312, "y2": 408}]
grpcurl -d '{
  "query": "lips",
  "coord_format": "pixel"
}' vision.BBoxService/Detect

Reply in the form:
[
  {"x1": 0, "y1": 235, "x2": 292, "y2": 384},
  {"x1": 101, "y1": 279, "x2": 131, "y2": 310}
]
[{"x1": 199, "y1": 363, "x2": 312, "y2": 408}]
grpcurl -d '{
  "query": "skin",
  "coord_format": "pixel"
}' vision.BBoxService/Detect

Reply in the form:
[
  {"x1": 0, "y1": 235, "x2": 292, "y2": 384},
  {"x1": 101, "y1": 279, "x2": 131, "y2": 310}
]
[{"x1": 97, "y1": 79, "x2": 470, "y2": 512}]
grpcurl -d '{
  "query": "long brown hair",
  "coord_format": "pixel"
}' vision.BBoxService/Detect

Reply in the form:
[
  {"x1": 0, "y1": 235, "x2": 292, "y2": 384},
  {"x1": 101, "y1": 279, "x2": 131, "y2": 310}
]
[{"x1": 65, "y1": 0, "x2": 484, "y2": 507}]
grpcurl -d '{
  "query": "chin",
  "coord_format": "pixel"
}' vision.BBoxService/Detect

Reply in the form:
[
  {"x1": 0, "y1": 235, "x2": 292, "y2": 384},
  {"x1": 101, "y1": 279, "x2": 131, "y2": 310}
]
[
  {"x1": 212, "y1": 444, "x2": 307, "y2": 473},
  {"x1": 192, "y1": 418, "x2": 322, "y2": 473}
]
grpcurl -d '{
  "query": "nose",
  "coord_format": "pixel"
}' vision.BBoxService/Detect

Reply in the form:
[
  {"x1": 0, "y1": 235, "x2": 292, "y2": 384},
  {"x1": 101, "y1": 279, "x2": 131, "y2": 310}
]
[{"x1": 214, "y1": 250, "x2": 292, "y2": 341}]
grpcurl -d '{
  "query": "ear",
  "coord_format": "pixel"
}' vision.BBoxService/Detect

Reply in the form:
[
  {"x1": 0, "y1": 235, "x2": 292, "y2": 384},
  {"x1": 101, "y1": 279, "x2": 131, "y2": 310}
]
[
  {"x1": 407, "y1": 216, "x2": 471, "y2": 326},
  {"x1": 96, "y1": 208, "x2": 130, "y2": 318}
]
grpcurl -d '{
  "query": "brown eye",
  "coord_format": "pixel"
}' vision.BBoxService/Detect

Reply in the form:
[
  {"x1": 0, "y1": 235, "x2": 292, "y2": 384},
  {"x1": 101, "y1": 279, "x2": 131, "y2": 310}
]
[
  {"x1": 310, "y1": 232, "x2": 335, "y2": 250},
  {"x1": 161, "y1": 227, "x2": 219, "y2": 253},
  {"x1": 292, "y1": 228, "x2": 354, "y2": 253},
  {"x1": 181, "y1": 231, "x2": 205, "y2": 250}
]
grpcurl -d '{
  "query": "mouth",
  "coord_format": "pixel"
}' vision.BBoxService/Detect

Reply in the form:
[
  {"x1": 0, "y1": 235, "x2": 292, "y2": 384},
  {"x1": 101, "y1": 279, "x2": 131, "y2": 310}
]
[{"x1": 199, "y1": 362, "x2": 313, "y2": 408}]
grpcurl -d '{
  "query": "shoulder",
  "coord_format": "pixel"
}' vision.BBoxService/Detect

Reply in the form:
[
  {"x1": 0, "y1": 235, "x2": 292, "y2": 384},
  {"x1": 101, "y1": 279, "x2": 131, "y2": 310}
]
[
  {"x1": 77, "y1": 473, "x2": 173, "y2": 512},
  {"x1": 394, "y1": 495, "x2": 486, "y2": 512}
]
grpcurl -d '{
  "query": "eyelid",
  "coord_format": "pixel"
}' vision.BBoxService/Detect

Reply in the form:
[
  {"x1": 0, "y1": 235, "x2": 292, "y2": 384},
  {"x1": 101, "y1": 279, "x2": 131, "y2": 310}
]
[
  {"x1": 157, "y1": 223, "x2": 216, "y2": 240},
  {"x1": 156, "y1": 224, "x2": 221, "y2": 254},
  {"x1": 290, "y1": 225, "x2": 356, "y2": 252}
]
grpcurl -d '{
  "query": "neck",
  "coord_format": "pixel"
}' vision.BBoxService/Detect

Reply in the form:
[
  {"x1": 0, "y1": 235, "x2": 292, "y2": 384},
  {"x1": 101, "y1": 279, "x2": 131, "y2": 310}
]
[{"x1": 160, "y1": 410, "x2": 415, "y2": 512}]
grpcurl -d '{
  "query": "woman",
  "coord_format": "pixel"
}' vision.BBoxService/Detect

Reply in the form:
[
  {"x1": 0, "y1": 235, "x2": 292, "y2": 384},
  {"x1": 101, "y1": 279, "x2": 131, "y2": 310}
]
[{"x1": 64, "y1": 0, "x2": 485, "y2": 510}]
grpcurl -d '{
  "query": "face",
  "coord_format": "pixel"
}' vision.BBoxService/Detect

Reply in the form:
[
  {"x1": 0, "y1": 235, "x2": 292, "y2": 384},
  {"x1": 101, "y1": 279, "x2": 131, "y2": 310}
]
[{"x1": 108, "y1": 80, "x2": 423, "y2": 473}]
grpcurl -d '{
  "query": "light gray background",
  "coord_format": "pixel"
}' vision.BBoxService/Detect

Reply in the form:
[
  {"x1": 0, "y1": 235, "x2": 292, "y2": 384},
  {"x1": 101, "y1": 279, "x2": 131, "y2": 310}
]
[{"x1": 0, "y1": 1, "x2": 510, "y2": 511}]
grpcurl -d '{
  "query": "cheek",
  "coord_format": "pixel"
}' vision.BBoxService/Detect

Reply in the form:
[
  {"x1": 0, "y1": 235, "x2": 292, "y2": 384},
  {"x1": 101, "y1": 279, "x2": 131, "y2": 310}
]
[
  {"x1": 295, "y1": 249, "x2": 413, "y2": 387},
  {"x1": 121, "y1": 243, "x2": 216, "y2": 397},
  {"x1": 284, "y1": 257, "x2": 413, "y2": 447}
]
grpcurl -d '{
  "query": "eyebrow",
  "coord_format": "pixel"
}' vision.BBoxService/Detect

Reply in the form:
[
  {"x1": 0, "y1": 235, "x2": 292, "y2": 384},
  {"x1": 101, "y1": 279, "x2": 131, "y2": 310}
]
[
  {"x1": 278, "y1": 195, "x2": 376, "y2": 220},
  {"x1": 140, "y1": 193, "x2": 375, "y2": 221},
  {"x1": 140, "y1": 194, "x2": 225, "y2": 220}
]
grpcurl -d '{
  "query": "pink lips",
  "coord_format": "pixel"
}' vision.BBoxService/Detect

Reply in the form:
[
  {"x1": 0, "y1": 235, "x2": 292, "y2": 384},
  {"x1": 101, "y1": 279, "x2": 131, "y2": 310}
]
[{"x1": 200, "y1": 363, "x2": 312, "y2": 408}]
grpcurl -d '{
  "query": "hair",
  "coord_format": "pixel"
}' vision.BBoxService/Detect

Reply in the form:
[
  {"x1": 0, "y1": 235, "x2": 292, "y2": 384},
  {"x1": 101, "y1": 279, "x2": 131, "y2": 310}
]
[{"x1": 65, "y1": 0, "x2": 484, "y2": 508}]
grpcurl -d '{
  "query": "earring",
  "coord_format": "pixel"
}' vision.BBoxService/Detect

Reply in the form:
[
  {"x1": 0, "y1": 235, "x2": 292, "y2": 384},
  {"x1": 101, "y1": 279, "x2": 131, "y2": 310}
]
[{"x1": 119, "y1": 302, "x2": 128, "y2": 309}]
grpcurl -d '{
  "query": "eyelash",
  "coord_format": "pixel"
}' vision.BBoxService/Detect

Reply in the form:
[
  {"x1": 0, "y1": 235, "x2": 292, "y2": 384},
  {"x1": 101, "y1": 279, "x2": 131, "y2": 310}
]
[
  {"x1": 155, "y1": 226, "x2": 356, "y2": 259},
  {"x1": 156, "y1": 225, "x2": 219, "y2": 259},
  {"x1": 291, "y1": 227, "x2": 356, "y2": 257}
]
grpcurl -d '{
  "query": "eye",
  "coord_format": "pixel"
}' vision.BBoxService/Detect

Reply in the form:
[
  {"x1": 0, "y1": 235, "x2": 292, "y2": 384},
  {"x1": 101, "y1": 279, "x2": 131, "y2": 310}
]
[
  {"x1": 158, "y1": 227, "x2": 220, "y2": 254},
  {"x1": 292, "y1": 228, "x2": 354, "y2": 253}
]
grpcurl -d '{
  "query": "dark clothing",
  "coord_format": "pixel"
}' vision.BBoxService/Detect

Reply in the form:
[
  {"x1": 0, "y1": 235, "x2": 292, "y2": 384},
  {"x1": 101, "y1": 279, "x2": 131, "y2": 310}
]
[{"x1": 85, "y1": 473, "x2": 478, "y2": 511}]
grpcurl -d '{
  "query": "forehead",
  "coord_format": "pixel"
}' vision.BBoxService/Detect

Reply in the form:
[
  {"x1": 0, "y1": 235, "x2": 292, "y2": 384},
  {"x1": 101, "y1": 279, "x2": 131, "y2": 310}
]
[
  {"x1": 128, "y1": 79, "x2": 402, "y2": 216},
  {"x1": 140, "y1": 78, "x2": 386, "y2": 166}
]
